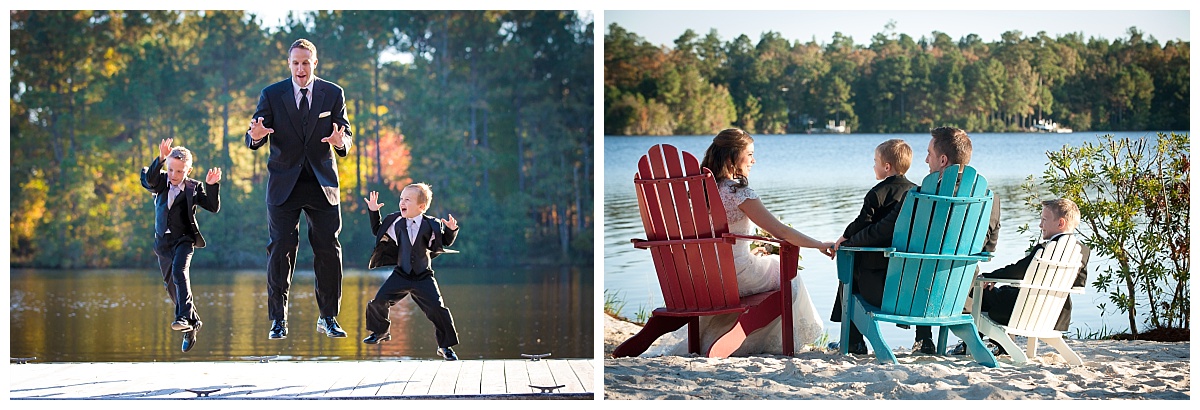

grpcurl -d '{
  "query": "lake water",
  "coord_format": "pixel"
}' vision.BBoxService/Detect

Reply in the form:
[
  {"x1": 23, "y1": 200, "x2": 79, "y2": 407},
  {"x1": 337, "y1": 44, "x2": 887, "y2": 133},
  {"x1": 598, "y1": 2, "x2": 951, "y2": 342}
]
[
  {"x1": 9, "y1": 266, "x2": 593, "y2": 361},
  {"x1": 603, "y1": 131, "x2": 1183, "y2": 349}
]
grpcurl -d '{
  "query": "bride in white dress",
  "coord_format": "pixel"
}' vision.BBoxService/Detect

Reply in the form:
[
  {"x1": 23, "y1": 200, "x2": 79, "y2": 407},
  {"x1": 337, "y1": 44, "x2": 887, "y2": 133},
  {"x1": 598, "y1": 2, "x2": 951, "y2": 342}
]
[{"x1": 646, "y1": 128, "x2": 832, "y2": 356}]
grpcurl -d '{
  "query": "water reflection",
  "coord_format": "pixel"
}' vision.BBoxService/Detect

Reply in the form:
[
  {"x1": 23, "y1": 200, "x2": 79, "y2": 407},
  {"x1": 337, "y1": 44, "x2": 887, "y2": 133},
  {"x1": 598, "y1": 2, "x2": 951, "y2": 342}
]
[{"x1": 10, "y1": 266, "x2": 593, "y2": 362}]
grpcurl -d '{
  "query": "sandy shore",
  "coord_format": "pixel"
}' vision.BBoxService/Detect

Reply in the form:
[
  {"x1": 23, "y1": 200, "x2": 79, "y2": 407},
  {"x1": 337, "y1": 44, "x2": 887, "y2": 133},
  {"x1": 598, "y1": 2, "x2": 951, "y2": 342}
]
[{"x1": 603, "y1": 315, "x2": 1190, "y2": 400}]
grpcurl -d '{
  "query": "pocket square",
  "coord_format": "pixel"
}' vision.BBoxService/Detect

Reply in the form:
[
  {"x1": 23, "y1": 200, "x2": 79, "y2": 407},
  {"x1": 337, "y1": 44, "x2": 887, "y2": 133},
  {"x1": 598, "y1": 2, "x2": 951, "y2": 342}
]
[{"x1": 318, "y1": 111, "x2": 331, "y2": 118}]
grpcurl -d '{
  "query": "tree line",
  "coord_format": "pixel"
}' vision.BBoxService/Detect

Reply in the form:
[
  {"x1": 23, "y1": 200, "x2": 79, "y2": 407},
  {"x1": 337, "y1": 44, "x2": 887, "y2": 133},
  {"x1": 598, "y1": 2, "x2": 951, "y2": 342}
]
[
  {"x1": 604, "y1": 22, "x2": 1189, "y2": 135},
  {"x1": 9, "y1": 10, "x2": 594, "y2": 269}
]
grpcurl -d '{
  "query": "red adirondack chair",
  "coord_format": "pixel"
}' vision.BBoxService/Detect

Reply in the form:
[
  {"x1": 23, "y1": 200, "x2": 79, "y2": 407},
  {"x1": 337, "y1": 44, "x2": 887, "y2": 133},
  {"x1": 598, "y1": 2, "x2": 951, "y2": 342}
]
[{"x1": 611, "y1": 144, "x2": 799, "y2": 358}]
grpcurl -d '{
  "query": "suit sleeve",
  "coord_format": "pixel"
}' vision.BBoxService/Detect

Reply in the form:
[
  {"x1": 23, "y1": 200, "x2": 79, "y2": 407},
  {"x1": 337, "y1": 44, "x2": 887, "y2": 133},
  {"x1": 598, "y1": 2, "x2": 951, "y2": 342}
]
[
  {"x1": 330, "y1": 86, "x2": 352, "y2": 157},
  {"x1": 197, "y1": 182, "x2": 220, "y2": 213},
  {"x1": 843, "y1": 200, "x2": 901, "y2": 248},
  {"x1": 442, "y1": 225, "x2": 458, "y2": 247},
  {"x1": 141, "y1": 156, "x2": 165, "y2": 193},
  {"x1": 1074, "y1": 244, "x2": 1090, "y2": 288},
  {"x1": 246, "y1": 88, "x2": 271, "y2": 150},
  {"x1": 983, "y1": 195, "x2": 1001, "y2": 253},
  {"x1": 370, "y1": 209, "x2": 382, "y2": 235},
  {"x1": 843, "y1": 189, "x2": 883, "y2": 239},
  {"x1": 981, "y1": 244, "x2": 1039, "y2": 280}
]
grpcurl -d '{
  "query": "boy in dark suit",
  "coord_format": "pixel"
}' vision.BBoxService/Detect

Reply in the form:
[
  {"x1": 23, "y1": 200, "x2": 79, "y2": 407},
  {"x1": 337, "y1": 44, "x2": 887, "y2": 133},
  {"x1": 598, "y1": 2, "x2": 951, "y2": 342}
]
[
  {"x1": 140, "y1": 138, "x2": 221, "y2": 353},
  {"x1": 361, "y1": 183, "x2": 461, "y2": 360},
  {"x1": 830, "y1": 139, "x2": 916, "y2": 354}
]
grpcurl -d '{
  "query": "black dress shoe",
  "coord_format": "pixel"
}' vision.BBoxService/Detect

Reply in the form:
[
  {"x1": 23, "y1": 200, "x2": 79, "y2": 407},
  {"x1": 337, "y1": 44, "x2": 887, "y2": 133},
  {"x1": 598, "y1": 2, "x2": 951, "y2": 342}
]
[
  {"x1": 437, "y1": 347, "x2": 458, "y2": 361},
  {"x1": 913, "y1": 338, "x2": 937, "y2": 354},
  {"x1": 987, "y1": 339, "x2": 1008, "y2": 356},
  {"x1": 828, "y1": 340, "x2": 869, "y2": 355},
  {"x1": 363, "y1": 332, "x2": 391, "y2": 344},
  {"x1": 950, "y1": 340, "x2": 969, "y2": 355},
  {"x1": 269, "y1": 320, "x2": 288, "y2": 340},
  {"x1": 317, "y1": 316, "x2": 347, "y2": 338},
  {"x1": 182, "y1": 321, "x2": 202, "y2": 353}
]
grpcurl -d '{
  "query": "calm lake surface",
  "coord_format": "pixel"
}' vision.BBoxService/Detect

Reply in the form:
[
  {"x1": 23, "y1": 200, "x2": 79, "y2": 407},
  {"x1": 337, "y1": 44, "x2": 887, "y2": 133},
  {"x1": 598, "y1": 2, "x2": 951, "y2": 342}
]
[
  {"x1": 10, "y1": 266, "x2": 592, "y2": 362},
  {"x1": 604, "y1": 131, "x2": 1184, "y2": 348}
]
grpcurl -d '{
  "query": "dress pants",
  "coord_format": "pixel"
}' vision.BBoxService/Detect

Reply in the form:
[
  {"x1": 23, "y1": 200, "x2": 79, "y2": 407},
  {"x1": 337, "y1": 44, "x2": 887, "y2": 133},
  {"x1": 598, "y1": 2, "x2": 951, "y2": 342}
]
[
  {"x1": 155, "y1": 234, "x2": 199, "y2": 325},
  {"x1": 365, "y1": 270, "x2": 459, "y2": 348},
  {"x1": 266, "y1": 174, "x2": 343, "y2": 320}
]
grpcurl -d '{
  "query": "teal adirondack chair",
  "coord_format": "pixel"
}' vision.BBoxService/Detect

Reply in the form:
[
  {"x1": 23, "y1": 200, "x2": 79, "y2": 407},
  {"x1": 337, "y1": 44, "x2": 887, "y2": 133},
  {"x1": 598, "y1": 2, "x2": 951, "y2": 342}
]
[{"x1": 836, "y1": 165, "x2": 998, "y2": 367}]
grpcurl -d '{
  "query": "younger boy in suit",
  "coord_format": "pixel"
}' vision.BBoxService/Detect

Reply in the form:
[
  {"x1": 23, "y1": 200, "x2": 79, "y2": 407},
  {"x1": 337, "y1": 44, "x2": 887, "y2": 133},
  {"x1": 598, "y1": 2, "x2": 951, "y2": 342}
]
[
  {"x1": 361, "y1": 183, "x2": 461, "y2": 360},
  {"x1": 830, "y1": 138, "x2": 916, "y2": 354},
  {"x1": 140, "y1": 138, "x2": 221, "y2": 353}
]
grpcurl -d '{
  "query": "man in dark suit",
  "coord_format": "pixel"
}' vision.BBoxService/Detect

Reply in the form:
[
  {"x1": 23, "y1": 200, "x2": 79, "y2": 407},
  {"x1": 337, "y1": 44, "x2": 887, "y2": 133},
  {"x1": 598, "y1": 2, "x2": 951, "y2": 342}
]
[
  {"x1": 246, "y1": 38, "x2": 352, "y2": 340},
  {"x1": 838, "y1": 126, "x2": 1001, "y2": 354},
  {"x1": 141, "y1": 138, "x2": 221, "y2": 353},
  {"x1": 976, "y1": 198, "x2": 1089, "y2": 329},
  {"x1": 361, "y1": 185, "x2": 461, "y2": 361}
]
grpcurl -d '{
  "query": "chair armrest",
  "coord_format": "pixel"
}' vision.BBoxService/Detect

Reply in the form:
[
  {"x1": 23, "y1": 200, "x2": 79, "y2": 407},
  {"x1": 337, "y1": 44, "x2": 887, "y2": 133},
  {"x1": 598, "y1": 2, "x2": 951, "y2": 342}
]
[
  {"x1": 631, "y1": 237, "x2": 724, "y2": 249},
  {"x1": 722, "y1": 233, "x2": 784, "y2": 245},
  {"x1": 889, "y1": 251, "x2": 993, "y2": 262},
  {"x1": 974, "y1": 277, "x2": 1023, "y2": 285},
  {"x1": 837, "y1": 246, "x2": 896, "y2": 254},
  {"x1": 1031, "y1": 256, "x2": 1083, "y2": 269}
]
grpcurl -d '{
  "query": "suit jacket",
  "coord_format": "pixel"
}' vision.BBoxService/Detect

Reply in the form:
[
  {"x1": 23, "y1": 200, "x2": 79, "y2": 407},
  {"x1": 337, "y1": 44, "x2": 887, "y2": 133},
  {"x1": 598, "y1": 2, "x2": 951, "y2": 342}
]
[
  {"x1": 140, "y1": 156, "x2": 220, "y2": 248},
  {"x1": 367, "y1": 210, "x2": 459, "y2": 280},
  {"x1": 246, "y1": 77, "x2": 352, "y2": 206},
  {"x1": 843, "y1": 174, "x2": 917, "y2": 275},
  {"x1": 843, "y1": 169, "x2": 1001, "y2": 253},
  {"x1": 982, "y1": 233, "x2": 1090, "y2": 331}
]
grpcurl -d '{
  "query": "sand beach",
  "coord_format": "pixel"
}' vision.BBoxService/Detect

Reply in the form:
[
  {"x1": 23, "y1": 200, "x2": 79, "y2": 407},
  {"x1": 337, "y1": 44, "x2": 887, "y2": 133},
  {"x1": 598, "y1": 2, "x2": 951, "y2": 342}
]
[{"x1": 603, "y1": 315, "x2": 1190, "y2": 400}]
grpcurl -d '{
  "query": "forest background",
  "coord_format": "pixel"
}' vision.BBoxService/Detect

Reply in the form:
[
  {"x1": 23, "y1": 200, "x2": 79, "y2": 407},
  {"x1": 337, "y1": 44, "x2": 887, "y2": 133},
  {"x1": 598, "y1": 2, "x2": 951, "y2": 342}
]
[
  {"x1": 604, "y1": 22, "x2": 1189, "y2": 135},
  {"x1": 9, "y1": 10, "x2": 595, "y2": 269}
]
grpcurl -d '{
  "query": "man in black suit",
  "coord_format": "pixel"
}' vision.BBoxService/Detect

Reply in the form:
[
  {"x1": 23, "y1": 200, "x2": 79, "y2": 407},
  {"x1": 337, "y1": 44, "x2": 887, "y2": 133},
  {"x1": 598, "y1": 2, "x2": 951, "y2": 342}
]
[
  {"x1": 361, "y1": 185, "x2": 461, "y2": 361},
  {"x1": 837, "y1": 126, "x2": 1001, "y2": 354},
  {"x1": 141, "y1": 138, "x2": 221, "y2": 353},
  {"x1": 246, "y1": 38, "x2": 352, "y2": 340},
  {"x1": 976, "y1": 198, "x2": 1089, "y2": 329}
]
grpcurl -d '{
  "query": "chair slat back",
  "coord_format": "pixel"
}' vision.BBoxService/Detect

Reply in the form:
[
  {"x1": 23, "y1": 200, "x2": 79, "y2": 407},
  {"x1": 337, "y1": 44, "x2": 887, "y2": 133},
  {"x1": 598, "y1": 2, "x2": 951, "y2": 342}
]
[
  {"x1": 635, "y1": 144, "x2": 740, "y2": 311},
  {"x1": 882, "y1": 165, "x2": 993, "y2": 318},
  {"x1": 1009, "y1": 235, "x2": 1084, "y2": 332}
]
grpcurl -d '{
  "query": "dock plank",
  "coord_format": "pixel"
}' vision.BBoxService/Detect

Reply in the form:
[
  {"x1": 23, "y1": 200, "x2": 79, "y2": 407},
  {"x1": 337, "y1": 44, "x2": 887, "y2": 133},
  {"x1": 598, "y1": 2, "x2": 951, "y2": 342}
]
[
  {"x1": 479, "y1": 360, "x2": 508, "y2": 395},
  {"x1": 9, "y1": 360, "x2": 593, "y2": 399},
  {"x1": 503, "y1": 359, "x2": 532, "y2": 394},
  {"x1": 454, "y1": 360, "x2": 484, "y2": 395}
]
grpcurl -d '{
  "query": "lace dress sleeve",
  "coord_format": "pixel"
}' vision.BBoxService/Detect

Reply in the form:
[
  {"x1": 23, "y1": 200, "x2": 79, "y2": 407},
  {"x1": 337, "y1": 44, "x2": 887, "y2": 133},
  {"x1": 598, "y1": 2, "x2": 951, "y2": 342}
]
[{"x1": 719, "y1": 181, "x2": 759, "y2": 224}]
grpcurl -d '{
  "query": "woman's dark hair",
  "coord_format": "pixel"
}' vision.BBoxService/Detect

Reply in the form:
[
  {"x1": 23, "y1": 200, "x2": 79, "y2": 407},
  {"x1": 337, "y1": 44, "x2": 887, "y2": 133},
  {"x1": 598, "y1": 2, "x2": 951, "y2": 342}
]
[{"x1": 700, "y1": 128, "x2": 754, "y2": 190}]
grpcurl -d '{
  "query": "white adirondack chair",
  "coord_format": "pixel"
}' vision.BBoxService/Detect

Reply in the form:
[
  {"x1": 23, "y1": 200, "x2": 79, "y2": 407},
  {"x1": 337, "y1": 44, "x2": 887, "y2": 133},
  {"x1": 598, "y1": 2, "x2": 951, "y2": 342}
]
[{"x1": 971, "y1": 234, "x2": 1086, "y2": 365}]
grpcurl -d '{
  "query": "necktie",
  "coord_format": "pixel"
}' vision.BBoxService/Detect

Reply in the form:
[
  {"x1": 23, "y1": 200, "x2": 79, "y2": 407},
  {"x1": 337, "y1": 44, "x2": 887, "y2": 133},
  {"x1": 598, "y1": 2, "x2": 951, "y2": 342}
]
[
  {"x1": 299, "y1": 88, "x2": 309, "y2": 124},
  {"x1": 399, "y1": 218, "x2": 412, "y2": 274},
  {"x1": 167, "y1": 185, "x2": 180, "y2": 209}
]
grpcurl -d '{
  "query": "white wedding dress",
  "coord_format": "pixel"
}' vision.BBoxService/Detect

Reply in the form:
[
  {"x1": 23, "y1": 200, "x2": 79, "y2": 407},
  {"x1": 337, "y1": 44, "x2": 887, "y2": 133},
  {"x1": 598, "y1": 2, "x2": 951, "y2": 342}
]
[{"x1": 644, "y1": 179, "x2": 825, "y2": 356}]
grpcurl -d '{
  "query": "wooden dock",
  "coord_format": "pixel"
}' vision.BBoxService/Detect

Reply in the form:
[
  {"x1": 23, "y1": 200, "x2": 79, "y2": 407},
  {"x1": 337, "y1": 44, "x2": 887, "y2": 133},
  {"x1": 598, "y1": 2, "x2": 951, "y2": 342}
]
[{"x1": 9, "y1": 359, "x2": 595, "y2": 400}]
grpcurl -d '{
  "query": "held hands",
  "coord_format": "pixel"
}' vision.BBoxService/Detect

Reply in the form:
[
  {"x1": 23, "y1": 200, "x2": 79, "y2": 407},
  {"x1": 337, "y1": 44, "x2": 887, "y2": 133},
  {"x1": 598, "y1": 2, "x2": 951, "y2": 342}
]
[
  {"x1": 817, "y1": 242, "x2": 835, "y2": 259},
  {"x1": 205, "y1": 168, "x2": 222, "y2": 184},
  {"x1": 321, "y1": 123, "x2": 347, "y2": 149},
  {"x1": 249, "y1": 117, "x2": 273, "y2": 141},
  {"x1": 364, "y1": 191, "x2": 384, "y2": 212},
  {"x1": 441, "y1": 213, "x2": 458, "y2": 230},
  {"x1": 158, "y1": 138, "x2": 173, "y2": 160}
]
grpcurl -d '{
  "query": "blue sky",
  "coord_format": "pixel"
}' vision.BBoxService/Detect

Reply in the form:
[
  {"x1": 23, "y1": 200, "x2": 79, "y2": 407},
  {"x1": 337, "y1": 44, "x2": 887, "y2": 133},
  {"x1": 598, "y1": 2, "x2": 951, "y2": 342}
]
[{"x1": 605, "y1": 9, "x2": 1189, "y2": 48}]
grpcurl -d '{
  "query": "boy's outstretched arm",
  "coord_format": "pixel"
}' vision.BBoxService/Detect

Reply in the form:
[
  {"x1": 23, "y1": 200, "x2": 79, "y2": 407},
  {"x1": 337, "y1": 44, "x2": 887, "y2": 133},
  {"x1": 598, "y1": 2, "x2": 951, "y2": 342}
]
[
  {"x1": 440, "y1": 214, "x2": 458, "y2": 247},
  {"x1": 197, "y1": 168, "x2": 221, "y2": 213},
  {"x1": 140, "y1": 138, "x2": 173, "y2": 192},
  {"x1": 365, "y1": 191, "x2": 384, "y2": 233}
]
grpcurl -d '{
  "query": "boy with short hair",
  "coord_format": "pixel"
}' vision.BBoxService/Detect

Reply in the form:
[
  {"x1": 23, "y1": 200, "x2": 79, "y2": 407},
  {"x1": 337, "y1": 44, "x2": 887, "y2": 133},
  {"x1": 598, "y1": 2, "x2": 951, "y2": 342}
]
[
  {"x1": 141, "y1": 138, "x2": 221, "y2": 353},
  {"x1": 829, "y1": 139, "x2": 917, "y2": 354},
  {"x1": 361, "y1": 184, "x2": 462, "y2": 360}
]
